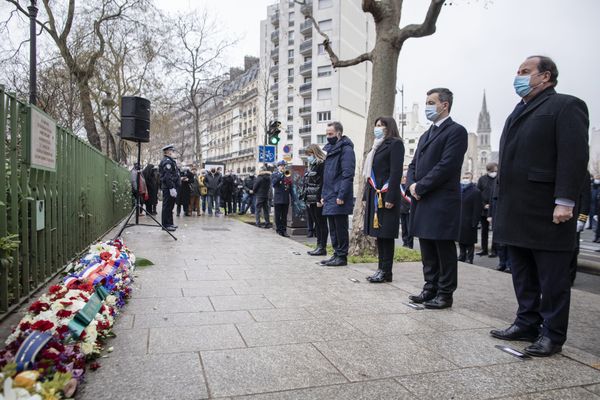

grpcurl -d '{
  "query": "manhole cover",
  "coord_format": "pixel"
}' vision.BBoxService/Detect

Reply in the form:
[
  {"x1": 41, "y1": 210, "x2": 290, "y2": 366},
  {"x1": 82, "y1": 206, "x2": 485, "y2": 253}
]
[{"x1": 201, "y1": 227, "x2": 231, "y2": 231}]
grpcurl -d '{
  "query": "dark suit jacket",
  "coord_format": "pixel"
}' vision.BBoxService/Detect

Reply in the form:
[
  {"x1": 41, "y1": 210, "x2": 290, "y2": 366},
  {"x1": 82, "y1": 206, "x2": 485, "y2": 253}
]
[
  {"x1": 406, "y1": 117, "x2": 468, "y2": 240},
  {"x1": 493, "y1": 88, "x2": 589, "y2": 252},
  {"x1": 363, "y1": 138, "x2": 405, "y2": 238},
  {"x1": 458, "y1": 184, "x2": 483, "y2": 244}
]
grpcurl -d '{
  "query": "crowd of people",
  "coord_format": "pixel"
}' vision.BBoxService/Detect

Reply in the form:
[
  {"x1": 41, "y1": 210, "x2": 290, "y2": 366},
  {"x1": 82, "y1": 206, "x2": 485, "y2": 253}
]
[{"x1": 128, "y1": 55, "x2": 589, "y2": 358}]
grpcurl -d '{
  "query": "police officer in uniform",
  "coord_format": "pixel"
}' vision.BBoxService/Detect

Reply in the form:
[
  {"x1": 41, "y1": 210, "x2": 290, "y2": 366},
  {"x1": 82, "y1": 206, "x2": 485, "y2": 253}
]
[{"x1": 159, "y1": 144, "x2": 180, "y2": 231}]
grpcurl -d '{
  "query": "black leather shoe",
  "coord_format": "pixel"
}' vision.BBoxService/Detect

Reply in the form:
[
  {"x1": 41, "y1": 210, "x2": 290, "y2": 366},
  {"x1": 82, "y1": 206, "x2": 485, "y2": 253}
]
[
  {"x1": 488, "y1": 252, "x2": 498, "y2": 258},
  {"x1": 325, "y1": 256, "x2": 347, "y2": 267},
  {"x1": 476, "y1": 250, "x2": 488, "y2": 256},
  {"x1": 307, "y1": 232, "x2": 314, "y2": 238},
  {"x1": 423, "y1": 295, "x2": 453, "y2": 309},
  {"x1": 408, "y1": 290, "x2": 436, "y2": 304},
  {"x1": 308, "y1": 248, "x2": 326, "y2": 256},
  {"x1": 282, "y1": 232, "x2": 290, "y2": 237},
  {"x1": 496, "y1": 265, "x2": 507, "y2": 272},
  {"x1": 524, "y1": 336, "x2": 562, "y2": 357},
  {"x1": 458, "y1": 254, "x2": 466, "y2": 262},
  {"x1": 369, "y1": 271, "x2": 392, "y2": 283},
  {"x1": 162, "y1": 226, "x2": 176, "y2": 232},
  {"x1": 320, "y1": 256, "x2": 336, "y2": 265},
  {"x1": 490, "y1": 324, "x2": 539, "y2": 342},
  {"x1": 366, "y1": 269, "x2": 383, "y2": 281}
]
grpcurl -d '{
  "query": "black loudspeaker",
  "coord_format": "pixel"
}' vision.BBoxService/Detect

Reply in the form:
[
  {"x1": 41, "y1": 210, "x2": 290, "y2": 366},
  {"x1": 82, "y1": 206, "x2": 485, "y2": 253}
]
[
  {"x1": 120, "y1": 118, "x2": 150, "y2": 143},
  {"x1": 120, "y1": 96, "x2": 150, "y2": 142}
]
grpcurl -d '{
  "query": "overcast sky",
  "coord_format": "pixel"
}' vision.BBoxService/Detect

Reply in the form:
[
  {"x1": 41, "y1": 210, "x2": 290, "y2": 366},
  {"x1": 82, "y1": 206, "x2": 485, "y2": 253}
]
[{"x1": 157, "y1": 0, "x2": 600, "y2": 150}]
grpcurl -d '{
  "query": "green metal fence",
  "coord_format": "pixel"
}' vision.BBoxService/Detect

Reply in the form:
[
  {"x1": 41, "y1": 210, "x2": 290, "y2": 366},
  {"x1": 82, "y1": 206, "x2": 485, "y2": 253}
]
[{"x1": 0, "y1": 85, "x2": 131, "y2": 318}]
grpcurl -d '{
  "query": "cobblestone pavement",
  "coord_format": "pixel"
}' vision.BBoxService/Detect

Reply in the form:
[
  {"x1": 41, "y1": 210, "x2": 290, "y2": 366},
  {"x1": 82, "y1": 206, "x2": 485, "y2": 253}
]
[{"x1": 79, "y1": 214, "x2": 600, "y2": 400}]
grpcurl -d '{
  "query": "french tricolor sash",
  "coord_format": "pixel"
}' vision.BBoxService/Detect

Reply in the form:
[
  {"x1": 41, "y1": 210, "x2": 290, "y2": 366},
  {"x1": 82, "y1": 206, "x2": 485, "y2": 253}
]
[
  {"x1": 400, "y1": 185, "x2": 412, "y2": 204},
  {"x1": 367, "y1": 171, "x2": 389, "y2": 229}
]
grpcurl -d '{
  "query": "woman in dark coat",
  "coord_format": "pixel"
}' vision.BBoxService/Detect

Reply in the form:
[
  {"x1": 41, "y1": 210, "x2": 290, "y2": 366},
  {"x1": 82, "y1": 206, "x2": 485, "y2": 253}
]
[
  {"x1": 142, "y1": 163, "x2": 159, "y2": 214},
  {"x1": 221, "y1": 171, "x2": 236, "y2": 216},
  {"x1": 457, "y1": 172, "x2": 482, "y2": 263},
  {"x1": 177, "y1": 168, "x2": 194, "y2": 216},
  {"x1": 301, "y1": 144, "x2": 328, "y2": 256},
  {"x1": 363, "y1": 116, "x2": 405, "y2": 283}
]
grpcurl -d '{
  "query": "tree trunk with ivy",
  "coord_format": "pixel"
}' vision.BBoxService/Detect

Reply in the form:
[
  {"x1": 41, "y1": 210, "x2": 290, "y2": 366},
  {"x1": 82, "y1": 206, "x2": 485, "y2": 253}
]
[{"x1": 301, "y1": 0, "x2": 444, "y2": 256}]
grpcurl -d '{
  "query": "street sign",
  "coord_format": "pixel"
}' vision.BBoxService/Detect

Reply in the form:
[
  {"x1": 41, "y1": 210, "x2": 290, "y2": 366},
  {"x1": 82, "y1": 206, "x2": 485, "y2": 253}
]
[
  {"x1": 283, "y1": 144, "x2": 291, "y2": 154},
  {"x1": 258, "y1": 145, "x2": 276, "y2": 163}
]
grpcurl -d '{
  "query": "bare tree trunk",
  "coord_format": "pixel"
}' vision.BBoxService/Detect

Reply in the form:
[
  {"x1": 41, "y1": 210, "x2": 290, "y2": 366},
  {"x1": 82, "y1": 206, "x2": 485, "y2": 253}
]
[{"x1": 77, "y1": 79, "x2": 102, "y2": 150}]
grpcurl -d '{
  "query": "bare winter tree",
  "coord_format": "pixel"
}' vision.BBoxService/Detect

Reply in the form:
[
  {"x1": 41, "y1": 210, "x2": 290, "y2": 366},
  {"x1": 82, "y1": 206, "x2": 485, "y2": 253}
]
[
  {"x1": 163, "y1": 10, "x2": 236, "y2": 166},
  {"x1": 5, "y1": 0, "x2": 148, "y2": 151},
  {"x1": 297, "y1": 0, "x2": 445, "y2": 255}
]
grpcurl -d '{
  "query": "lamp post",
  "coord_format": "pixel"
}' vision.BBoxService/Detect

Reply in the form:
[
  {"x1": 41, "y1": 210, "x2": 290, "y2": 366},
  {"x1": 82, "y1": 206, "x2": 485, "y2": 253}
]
[
  {"x1": 397, "y1": 84, "x2": 405, "y2": 140},
  {"x1": 28, "y1": 0, "x2": 38, "y2": 105}
]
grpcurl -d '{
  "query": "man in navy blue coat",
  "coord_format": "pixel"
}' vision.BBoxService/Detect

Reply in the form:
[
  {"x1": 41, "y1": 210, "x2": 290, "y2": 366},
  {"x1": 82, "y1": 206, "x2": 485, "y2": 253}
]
[
  {"x1": 320, "y1": 121, "x2": 356, "y2": 267},
  {"x1": 490, "y1": 56, "x2": 589, "y2": 357},
  {"x1": 406, "y1": 88, "x2": 468, "y2": 309}
]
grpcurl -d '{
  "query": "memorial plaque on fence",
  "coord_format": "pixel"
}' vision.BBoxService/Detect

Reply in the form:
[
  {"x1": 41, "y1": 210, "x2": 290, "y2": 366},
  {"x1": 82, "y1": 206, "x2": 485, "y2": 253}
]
[{"x1": 29, "y1": 106, "x2": 57, "y2": 171}]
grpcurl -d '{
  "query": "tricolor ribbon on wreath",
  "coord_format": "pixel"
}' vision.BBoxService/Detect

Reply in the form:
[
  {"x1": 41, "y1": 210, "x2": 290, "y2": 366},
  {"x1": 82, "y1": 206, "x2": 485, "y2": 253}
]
[{"x1": 367, "y1": 171, "x2": 389, "y2": 229}]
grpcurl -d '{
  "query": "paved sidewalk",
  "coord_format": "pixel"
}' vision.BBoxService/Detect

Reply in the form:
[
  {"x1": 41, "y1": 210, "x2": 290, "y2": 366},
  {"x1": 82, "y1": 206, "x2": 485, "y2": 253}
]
[{"x1": 81, "y1": 215, "x2": 600, "y2": 400}]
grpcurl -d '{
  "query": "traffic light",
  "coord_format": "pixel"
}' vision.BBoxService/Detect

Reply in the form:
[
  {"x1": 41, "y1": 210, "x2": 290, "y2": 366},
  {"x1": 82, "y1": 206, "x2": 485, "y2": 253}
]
[{"x1": 268, "y1": 120, "x2": 281, "y2": 145}]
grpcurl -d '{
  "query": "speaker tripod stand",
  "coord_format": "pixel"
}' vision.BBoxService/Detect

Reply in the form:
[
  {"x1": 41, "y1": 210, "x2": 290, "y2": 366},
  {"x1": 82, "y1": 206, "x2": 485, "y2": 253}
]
[{"x1": 115, "y1": 141, "x2": 177, "y2": 241}]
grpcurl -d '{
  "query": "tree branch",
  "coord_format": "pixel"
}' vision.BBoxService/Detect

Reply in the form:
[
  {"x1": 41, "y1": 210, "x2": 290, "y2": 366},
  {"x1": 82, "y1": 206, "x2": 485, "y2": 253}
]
[
  {"x1": 303, "y1": 13, "x2": 372, "y2": 68},
  {"x1": 396, "y1": 0, "x2": 444, "y2": 44}
]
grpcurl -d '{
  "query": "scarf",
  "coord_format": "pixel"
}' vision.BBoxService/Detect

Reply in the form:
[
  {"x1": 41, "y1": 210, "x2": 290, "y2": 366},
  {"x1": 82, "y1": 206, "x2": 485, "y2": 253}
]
[{"x1": 362, "y1": 137, "x2": 385, "y2": 179}]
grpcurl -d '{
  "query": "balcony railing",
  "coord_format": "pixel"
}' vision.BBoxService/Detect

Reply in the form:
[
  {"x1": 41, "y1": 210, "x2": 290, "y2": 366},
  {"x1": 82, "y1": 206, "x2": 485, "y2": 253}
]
[
  {"x1": 300, "y1": 20, "x2": 312, "y2": 36},
  {"x1": 270, "y1": 83, "x2": 279, "y2": 92},
  {"x1": 299, "y1": 105, "x2": 311, "y2": 115},
  {"x1": 299, "y1": 125, "x2": 312, "y2": 134},
  {"x1": 270, "y1": 100, "x2": 278, "y2": 109},
  {"x1": 270, "y1": 65, "x2": 279, "y2": 75},
  {"x1": 271, "y1": 12, "x2": 280, "y2": 25},
  {"x1": 299, "y1": 39, "x2": 312, "y2": 54},
  {"x1": 299, "y1": 61, "x2": 312, "y2": 75},
  {"x1": 301, "y1": 0, "x2": 313, "y2": 16},
  {"x1": 299, "y1": 82, "x2": 312, "y2": 95},
  {"x1": 271, "y1": 47, "x2": 279, "y2": 58},
  {"x1": 271, "y1": 30, "x2": 279, "y2": 42}
]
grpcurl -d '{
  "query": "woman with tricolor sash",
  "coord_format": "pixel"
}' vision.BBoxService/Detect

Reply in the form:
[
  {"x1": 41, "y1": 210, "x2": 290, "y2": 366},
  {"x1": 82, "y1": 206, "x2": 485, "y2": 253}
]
[{"x1": 363, "y1": 117, "x2": 405, "y2": 283}]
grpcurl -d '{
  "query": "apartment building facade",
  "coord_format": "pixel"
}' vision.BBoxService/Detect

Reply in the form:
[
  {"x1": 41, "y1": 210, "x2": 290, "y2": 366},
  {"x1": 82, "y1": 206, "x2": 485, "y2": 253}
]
[
  {"x1": 260, "y1": 0, "x2": 374, "y2": 165},
  {"x1": 201, "y1": 60, "x2": 262, "y2": 175}
]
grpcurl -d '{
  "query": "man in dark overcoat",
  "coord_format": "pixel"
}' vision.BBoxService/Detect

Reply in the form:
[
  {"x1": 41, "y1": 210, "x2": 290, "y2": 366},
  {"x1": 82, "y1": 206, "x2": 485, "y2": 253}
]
[
  {"x1": 271, "y1": 160, "x2": 292, "y2": 236},
  {"x1": 490, "y1": 55, "x2": 589, "y2": 357},
  {"x1": 458, "y1": 172, "x2": 482, "y2": 264},
  {"x1": 406, "y1": 88, "x2": 468, "y2": 309},
  {"x1": 320, "y1": 121, "x2": 355, "y2": 267}
]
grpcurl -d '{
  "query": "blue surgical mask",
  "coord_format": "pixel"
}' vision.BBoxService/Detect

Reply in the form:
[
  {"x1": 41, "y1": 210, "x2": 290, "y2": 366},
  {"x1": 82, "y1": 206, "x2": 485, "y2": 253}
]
[
  {"x1": 307, "y1": 155, "x2": 315, "y2": 163},
  {"x1": 373, "y1": 127, "x2": 385, "y2": 139},
  {"x1": 514, "y1": 72, "x2": 544, "y2": 98},
  {"x1": 425, "y1": 104, "x2": 439, "y2": 122},
  {"x1": 513, "y1": 75, "x2": 532, "y2": 97},
  {"x1": 327, "y1": 136, "x2": 338, "y2": 145}
]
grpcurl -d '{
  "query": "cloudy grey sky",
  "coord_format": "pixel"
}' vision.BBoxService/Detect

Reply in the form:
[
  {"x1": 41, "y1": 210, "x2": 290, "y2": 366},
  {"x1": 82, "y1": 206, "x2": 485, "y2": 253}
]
[{"x1": 157, "y1": 0, "x2": 600, "y2": 150}]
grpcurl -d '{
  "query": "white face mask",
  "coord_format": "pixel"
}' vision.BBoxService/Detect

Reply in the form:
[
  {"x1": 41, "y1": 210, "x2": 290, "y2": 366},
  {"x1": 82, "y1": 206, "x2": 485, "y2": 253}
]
[
  {"x1": 460, "y1": 179, "x2": 471, "y2": 185},
  {"x1": 488, "y1": 171, "x2": 497, "y2": 178},
  {"x1": 595, "y1": 179, "x2": 600, "y2": 184}
]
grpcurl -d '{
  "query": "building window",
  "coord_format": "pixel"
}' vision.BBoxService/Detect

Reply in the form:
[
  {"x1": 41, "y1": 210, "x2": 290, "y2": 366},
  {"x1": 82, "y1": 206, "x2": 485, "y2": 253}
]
[
  {"x1": 317, "y1": 111, "x2": 331, "y2": 122},
  {"x1": 287, "y1": 125, "x2": 293, "y2": 140},
  {"x1": 317, "y1": 88, "x2": 332, "y2": 100},
  {"x1": 319, "y1": 19, "x2": 332, "y2": 31},
  {"x1": 288, "y1": 94, "x2": 294, "y2": 103},
  {"x1": 288, "y1": 68, "x2": 294, "y2": 77},
  {"x1": 288, "y1": 49, "x2": 294, "y2": 58},
  {"x1": 318, "y1": 44, "x2": 325, "y2": 55},
  {"x1": 317, "y1": 134, "x2": 326, "y2": 144},
  {"x1": 302, "y1": 137, "x2": 311, "y2": 147},
  {"x1": 410, "y1": 148, "x2": 414, "y2": 156},
  {"x1": 318, "y1": 0, "x2": 333, "y2": 9},
  {"x1": 317, "y1": 65, "x2": 332, "y2": 77}
]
